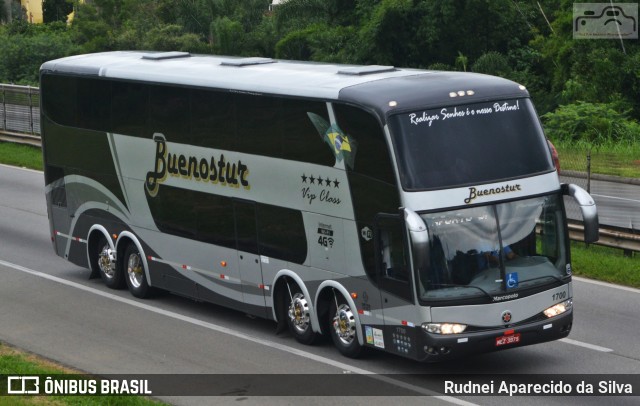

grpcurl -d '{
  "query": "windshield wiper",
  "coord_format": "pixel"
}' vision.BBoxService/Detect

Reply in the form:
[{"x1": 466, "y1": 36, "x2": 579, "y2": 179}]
[{"x1": 427, "y1": 283, "x2": 494, "y2": 301}]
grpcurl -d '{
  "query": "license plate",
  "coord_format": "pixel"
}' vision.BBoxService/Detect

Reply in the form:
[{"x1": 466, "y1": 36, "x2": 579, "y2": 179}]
[{"x1": 495, "y1": 333, "x2": 521, "y2": 347}]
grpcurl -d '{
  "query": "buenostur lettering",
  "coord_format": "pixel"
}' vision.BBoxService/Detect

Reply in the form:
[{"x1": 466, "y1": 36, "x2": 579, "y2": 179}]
[
  {"x1": 145, "y1": 135, "x2": 249, "y2": 196},
  {"x1": 465, "y1": 183, "x2": 522, "y2": 204}
]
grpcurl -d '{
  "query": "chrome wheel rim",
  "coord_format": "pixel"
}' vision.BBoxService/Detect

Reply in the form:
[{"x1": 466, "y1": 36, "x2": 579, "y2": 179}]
[
  {"x1": 288, "y1": 293, "x2": 310, "y2": 334},
  {"x1": 98, "y1": 244, "x2": 115, "y2": 279},
  {"x1": 127, "y1": 252, "x2": 144, "y2": 288},
  {"x1": 332, "y1": 304, "x2": 356, "y2": 346}
]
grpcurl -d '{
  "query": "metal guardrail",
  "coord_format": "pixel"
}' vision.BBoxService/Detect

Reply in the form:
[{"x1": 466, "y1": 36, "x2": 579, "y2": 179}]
[
  {"x1": 0, "y1": 84, "x2": 41, "y2": 146},
  {"x1": 568, "y1": 221, "x2": 640, "y2": 255}
]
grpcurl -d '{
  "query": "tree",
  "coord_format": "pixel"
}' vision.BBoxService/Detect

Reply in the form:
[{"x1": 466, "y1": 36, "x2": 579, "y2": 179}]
[{"x1": 472, "y1": 51, "x2": 511, "y2": 77}]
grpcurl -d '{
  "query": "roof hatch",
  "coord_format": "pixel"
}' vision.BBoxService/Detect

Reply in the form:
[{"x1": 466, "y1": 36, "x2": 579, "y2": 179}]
[
  {"x1": 338, "y1": 65, "x2": 396, "y2": 76},
  {"x1": 220, "y1": 57, "x2": 275, "y2": 67},
  {"x1": 142, "y1": 51, "x2": 191, "y2": 61}
]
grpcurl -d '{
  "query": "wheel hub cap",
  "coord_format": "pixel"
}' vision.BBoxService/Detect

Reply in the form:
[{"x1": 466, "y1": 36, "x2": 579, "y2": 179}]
[
  {"x1": 333, "y1": 304, "x2": 356, "y2": 345},
  {"x1": 288, "y1": 293, "x2": 310, "y2": 333}
]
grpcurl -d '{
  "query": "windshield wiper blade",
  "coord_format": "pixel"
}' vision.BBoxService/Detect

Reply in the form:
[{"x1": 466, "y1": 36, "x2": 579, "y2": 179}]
[{"x1": 428, "y1": 283, "x2": 494, "y2": 301}]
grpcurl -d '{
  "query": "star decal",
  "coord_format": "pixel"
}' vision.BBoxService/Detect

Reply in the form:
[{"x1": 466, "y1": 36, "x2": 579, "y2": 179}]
[{"x1": 300, "y1": 173, "x2": 341, "y2": 188}]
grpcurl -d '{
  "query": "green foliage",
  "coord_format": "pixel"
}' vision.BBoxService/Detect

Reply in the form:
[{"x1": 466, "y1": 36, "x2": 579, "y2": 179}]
[
  {"x1": 0, "y1": 21, "x2": 78, "y2": 85},
  {"x1": 542, "y1": 102, "x2": 640, "y2": 146},
  {"x1": 211, "y1": 16, "x2": 245, "y2": 55},
  {"x1": 0, "y1": 0, "x2": 639, "y2": 135},
  {"x1": 570, "y1": 242, "x2": 640, "y2": 289},
  {"x1": 472, "y1": 51, "x2": 511, "y2": 77},
  {"x1": 0, "y1": 142, "x2": 43, "y2": 170}
]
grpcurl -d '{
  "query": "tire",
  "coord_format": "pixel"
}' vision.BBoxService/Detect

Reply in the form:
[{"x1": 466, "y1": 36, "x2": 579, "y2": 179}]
[
  {"x1": 329, "y1": 292, "x2": 362, "y2": 358},
  {"x1": 285, "y1": 282, "x2": 318, "y2": 345},
  {"x1": 95, "y1": 235, "x2": 124, "y2": 289},
  {"x1": 123, "y1": 243, "x2": 153, "y2": 298}
]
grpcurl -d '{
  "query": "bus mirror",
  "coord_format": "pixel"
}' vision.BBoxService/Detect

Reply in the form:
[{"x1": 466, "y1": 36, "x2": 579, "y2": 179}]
[
  {"x1": 562, "y1": 184, "x2": 599, "y2": 243},
  {"x1": 403, "y1": 208, "x2": 430, "y2": 272}
]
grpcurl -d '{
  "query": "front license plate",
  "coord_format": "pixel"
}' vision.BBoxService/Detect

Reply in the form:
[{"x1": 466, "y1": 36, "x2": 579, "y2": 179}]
[{"x1": 495, "y1": 333, "x2": 521, "y2": 347}]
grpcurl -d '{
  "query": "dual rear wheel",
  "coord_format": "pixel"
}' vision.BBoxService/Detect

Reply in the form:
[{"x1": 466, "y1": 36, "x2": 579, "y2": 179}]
[
  {"x1": 284, "y1": 282, "x2": 362, "y2": 358},
  {"x1": 93, "y1": 235, "x2": 153, "y2": 298}
]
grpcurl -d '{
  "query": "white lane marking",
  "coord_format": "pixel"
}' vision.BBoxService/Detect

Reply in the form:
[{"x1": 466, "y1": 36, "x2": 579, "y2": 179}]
[
  {"x1": 559, "y1": 338, "x2": 613, "y2": 353},
  {"x1": 573, "y1": 276, "x2": 640, "y2": 294},
  {"x1": 0, "y1": 258, "x2": 474, "y2": 406},
  {"x1": 592, "y1": 194, "x2": 640, "y2": 204}
]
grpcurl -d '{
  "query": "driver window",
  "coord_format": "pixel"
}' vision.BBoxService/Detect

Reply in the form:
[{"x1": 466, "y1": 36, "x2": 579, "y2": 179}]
[{"x1": 375, "y1": 215, "x2": 413, "y2": 302}]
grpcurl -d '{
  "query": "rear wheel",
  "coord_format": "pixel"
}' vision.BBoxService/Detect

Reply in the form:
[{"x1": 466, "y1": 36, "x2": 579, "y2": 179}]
[
  {"x1": 285, "y1": 281, "x2": 318, "y2": 345},
  {"x1": 329, "y1": 291, "x2": 362, "y2": 358},
  {"x1": 95, "y1": 235, "x2": 124, "y2": 289},
  {"x1": 123, "y1": 244, "x2": 153, "y2": 298}
]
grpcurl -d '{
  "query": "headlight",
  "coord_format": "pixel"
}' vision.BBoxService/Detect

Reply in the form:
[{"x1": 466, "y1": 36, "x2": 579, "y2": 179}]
[
  {"x1": 543, "y1": 299, "x2": 573, "y2": 318},
  {"x1": 423, "y1": 323, "x2": 467, "y2": 335}
]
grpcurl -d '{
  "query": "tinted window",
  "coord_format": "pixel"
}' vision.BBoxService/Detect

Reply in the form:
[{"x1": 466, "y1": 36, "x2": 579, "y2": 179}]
[
  {"x1": 112, "y1": 81, "x2": 148, "y2": 137},
  {"x1": 388, "y1": 98, "x2": 554, "y2": 191},
  {"x1": 150, "y1": 85, "x2": 189, "y2": 141},
  {"x1": 235, "y1": 93, "x2": 282, "y2": 157},
  {"x1": 197, "y1": 194, "x2": 235, "y2": 249},
  {"x1": 257, "y1": 204, "x2": 307, "y2": 264},
  {"x1": 333, "y1": 103, "x2": 395, "y2": 184},
  {"x1": 281, "y1": 99, "x2": 334, "y2": 166},
  {"x1": 147, "y1": 188, "x2": 307, "y2": 263},
  {"x1": 234, "y1": 200, "x2": 258, "y2": 254},
  {"x1": 191, "y1": 89, "x2": 236, "y2": 151},
  {"x1": 41, "y1": 74, "x2": 77, "y2": 127},
  {"x1": 77, "y1": 78, "x2": 111, "y2": 131},
  {"x1": 147, "y1": 185, "x2": 196, "y2": 239},
  {"x1": 376, "y1": 214, "x2": 412, "y2": 301}
]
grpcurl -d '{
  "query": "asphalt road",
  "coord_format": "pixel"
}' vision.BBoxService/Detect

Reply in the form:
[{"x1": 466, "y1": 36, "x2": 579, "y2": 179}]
[
  {"x1": 0, "y1": 164, "x2": 639, "y2": 406},
  {"x1": 560, "y1": 174, "x2": 640, "y2": 231}
]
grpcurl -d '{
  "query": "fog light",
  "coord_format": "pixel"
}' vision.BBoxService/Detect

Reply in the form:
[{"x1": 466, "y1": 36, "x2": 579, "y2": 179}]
[
  {"x1": 423, "y1": 322, "x2": 467, "y2": 335},
  {"x1": 543, "y1": 299, "x2": 572, "y2": 318}
]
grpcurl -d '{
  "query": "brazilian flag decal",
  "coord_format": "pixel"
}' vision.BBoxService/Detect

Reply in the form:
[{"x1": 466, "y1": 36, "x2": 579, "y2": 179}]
[{"x1": 307, "y1": 112, "x2": 357, "y2": 169}]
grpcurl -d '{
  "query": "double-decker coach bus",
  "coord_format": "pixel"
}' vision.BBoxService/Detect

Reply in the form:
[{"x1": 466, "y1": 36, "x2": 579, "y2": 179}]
[{"x1": 40, "y1": 51, "x2": 598, "y2": 361}]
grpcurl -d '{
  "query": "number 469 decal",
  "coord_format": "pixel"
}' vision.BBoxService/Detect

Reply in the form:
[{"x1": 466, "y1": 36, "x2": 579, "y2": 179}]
[{"x1": 318, "y1": 236, "x2": 334, "y2": 248}]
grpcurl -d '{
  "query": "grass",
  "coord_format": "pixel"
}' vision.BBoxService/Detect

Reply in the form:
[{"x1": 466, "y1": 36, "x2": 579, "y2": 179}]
[
  {"x1": 554, "y1": 140, "x2": 640, "y2": 179},
  {"x1": 570, "y1": 241, "x2": 640, "y2": 288},
  {"x1": 0, "y1": 344, "x2": 163, "y2": 405},
  {"x1": 0, "y1": 142, "x2": 43, "y2": 171}
]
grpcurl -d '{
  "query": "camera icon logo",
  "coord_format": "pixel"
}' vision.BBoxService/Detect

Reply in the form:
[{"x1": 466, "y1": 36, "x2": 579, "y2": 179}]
[{"x1": 574, "y1": 3, "x2": 638, "y2": 39}]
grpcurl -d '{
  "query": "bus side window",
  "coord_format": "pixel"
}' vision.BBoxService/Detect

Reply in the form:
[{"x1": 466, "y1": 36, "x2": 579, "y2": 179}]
[{"x1": 375, "y1": 215, "x2": 413, "y2": 302}]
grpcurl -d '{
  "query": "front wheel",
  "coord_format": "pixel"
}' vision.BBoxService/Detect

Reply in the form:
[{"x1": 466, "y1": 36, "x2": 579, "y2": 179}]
[
  {"x1": 329, "y1": 292, "x2": 362, "y2": 358},
  {"x1": 123, "y1": 244, "x2": 153, "y2": 298}
]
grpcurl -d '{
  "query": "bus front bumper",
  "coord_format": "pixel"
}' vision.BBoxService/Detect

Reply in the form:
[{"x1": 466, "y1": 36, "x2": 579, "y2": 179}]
[{"x1": 416, "y1": 309, "x2": 573, "y2": 362}]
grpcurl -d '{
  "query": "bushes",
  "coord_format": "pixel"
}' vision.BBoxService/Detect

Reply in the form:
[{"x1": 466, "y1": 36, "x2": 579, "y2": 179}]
[{"x1": 542, "y1": 102, "x2": 640, "y2": 146}]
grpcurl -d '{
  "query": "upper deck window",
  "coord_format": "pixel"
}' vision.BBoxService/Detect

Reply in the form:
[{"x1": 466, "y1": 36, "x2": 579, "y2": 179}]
[{"x1": 388, "y1": 98, "x2": 553, "y2": 191}]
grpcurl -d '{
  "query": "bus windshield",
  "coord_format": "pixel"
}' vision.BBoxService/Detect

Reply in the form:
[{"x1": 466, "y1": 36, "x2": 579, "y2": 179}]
[
  {"x1": 388, "y1": 98, "x2": 554, "y2": 191},
  {"x1": 417, "y1": 194, "x2": 568, "y2": 303}
]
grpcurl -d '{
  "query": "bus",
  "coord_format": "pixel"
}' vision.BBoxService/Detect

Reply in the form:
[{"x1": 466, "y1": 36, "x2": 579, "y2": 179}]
[{"x1": 40, "y1": 51, "x2": 598, "y2": 361}]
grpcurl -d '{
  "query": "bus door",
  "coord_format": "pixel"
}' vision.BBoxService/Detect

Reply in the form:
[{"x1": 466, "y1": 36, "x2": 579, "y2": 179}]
[
  {"x1": 233, "y1": 200, "x2": 267, "y2": 314},
  {"x1": 374, "y1": 214, "x2": 419, "y2": 357},
  {"x1": 46, "y1": 167, "x2": 72, "y2": 255}
]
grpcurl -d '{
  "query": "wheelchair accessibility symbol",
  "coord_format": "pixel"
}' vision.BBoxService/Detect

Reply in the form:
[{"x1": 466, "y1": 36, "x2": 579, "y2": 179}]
[{"x1": 506, "y1": 272, "x2": 519, "y2": 289}]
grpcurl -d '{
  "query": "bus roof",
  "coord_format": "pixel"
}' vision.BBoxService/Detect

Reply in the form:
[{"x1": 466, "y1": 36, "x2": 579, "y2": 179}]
[{"x1": 41, "y1": 51, "x2": 528, "y2": 118}]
